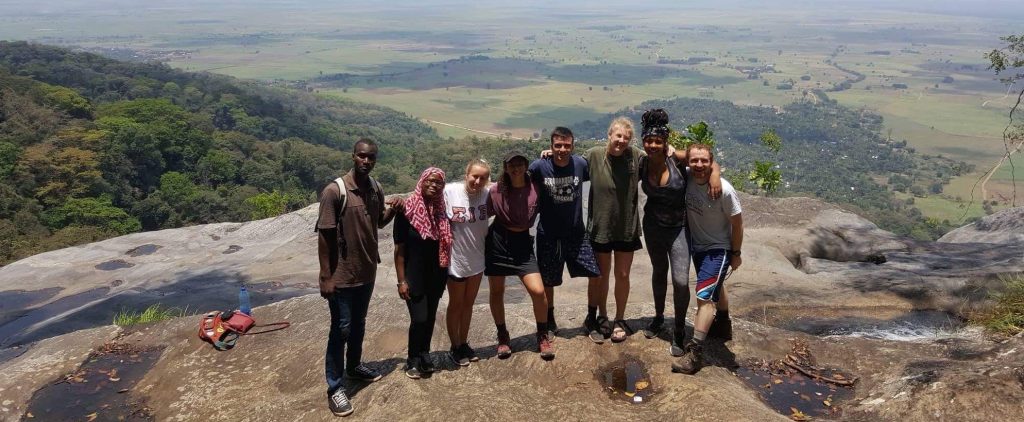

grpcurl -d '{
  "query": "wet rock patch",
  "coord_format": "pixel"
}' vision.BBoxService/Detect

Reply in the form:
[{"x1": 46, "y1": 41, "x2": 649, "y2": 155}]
[
  {"x1": 124, "y1": 244, "x2": 162, "y2": 257},
  {"x1": 222, "y1": 245, "x2": 243, "y2": 254},
  {"x1": 737, "y1": 340, "x2": 855, "y2": 420},
  {"x1": 95, "y1": 260, "x2": 134, "y2": 271},
  {"x1": 23, "y1": 343, "x2": 161, "y2": 421}
]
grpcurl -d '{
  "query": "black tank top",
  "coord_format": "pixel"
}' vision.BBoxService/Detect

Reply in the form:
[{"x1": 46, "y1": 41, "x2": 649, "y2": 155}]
[{"x1": 639, "y1": 155, "x2": 687, "y2": 227}]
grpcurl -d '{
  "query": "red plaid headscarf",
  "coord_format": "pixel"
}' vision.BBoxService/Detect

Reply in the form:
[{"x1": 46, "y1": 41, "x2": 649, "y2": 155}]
[{"x1": 403, "y1": 167, "x2": 452, "y2": 267}]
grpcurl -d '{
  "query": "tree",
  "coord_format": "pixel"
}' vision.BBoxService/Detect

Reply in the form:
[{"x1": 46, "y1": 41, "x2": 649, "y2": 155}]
[{"x1": 986, "y1": 34, "x2": 1024, "y2": 206}]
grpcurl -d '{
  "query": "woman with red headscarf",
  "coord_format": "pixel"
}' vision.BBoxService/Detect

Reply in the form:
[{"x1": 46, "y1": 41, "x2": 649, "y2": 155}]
[{"x1": 394, "y1": 167, "x2": 452, "y2": 379}]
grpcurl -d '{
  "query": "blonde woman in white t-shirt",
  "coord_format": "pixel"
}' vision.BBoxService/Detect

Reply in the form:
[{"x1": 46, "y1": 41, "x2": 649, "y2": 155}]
[{"x1": 442, "y1": 159, "x2": 492, "y2": 366}]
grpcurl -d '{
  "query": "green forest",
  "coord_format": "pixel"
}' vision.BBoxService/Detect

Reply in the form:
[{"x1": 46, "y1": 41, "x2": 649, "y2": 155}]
[
  {"x1": 0, "y1": 41, "x2": 441, "y2": 265},
  {"x1": 0, "y1": 41, "x2": 974, "y2": 266},
  {"x1": 572, "y1": 98, "x2": 972, "y2": 239}
]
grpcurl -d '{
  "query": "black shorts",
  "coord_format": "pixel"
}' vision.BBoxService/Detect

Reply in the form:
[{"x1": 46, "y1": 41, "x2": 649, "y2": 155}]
[
  {"x1": 536, "y1": 232, "x2": 601, "y2": 287},
  {"x1": 484, "y1": 224, "x2": 540, "y2": 277},
  {"x1": 591, "y1": 238, "x2": 643, "y2": 253}
]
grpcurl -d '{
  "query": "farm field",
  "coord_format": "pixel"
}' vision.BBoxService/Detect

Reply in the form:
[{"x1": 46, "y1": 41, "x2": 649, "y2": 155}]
[{"x1": 2, "y1": 0, "x2": 1022, "y2": 219}]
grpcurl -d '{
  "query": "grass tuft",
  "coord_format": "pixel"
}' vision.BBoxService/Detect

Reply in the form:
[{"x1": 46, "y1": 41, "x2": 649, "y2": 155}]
[
  {"x1": 975, "y1": 273, "x2": 1024, "y2": 336},
  {"x1": 112, "y1": 304, "x2": 187, "y2": 327}
]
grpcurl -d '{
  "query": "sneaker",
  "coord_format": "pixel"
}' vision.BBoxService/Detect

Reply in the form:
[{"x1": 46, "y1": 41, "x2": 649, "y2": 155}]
[
  {"x1": 537, "y1": 332, "x2": 555, "y2": 360},
  {"x1": 671, "y1": 342, "x2": 704, "y2": 375},
  {"x1": 460, "y1": 343, "x2": 480, "y2": 362},
  {"x1": 670, "y1": 333, "x2": 686, "y2": 357},
  {"x1": 643, "y1": 316, "x2": 664, "y2": 339},
  {"x1": 328, "y1": 388, "x2": 354, "y2": 417},
  {"x1": 419, "y1": 357, "x2": 437, "y2": 374},
  {"x1": 450, "y1": 346, "x2": 470, "y2": 367},
  {"x1": 708, "y1": 317, "x2": 733, "y2": 341},
  {"x1": 346, "y1": 364, "x2": 382, "y2": 382},
  {"x1": 497, "y1": 328, "x2": 512, "y2": 359},
  {"x1": 585, "y1": 315, "x2": 605, "y2": 344},
  {"x1": 404, "y1": 365, "x2": 423, "y2": 380}
]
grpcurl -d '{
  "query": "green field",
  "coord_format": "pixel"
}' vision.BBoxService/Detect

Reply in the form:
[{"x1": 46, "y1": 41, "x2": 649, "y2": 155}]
[{"x1": 2, "y1": 0, "x2": 1021, "y2": 217}]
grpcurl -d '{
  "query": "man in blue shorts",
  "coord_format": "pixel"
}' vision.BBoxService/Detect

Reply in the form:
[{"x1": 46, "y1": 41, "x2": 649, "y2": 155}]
[
  {"x1": 673, "y1": 143, "x2": 743, "y2": 375},
  {"x1": 529, "y1": 127, "x2": 601, "y2": 338}
]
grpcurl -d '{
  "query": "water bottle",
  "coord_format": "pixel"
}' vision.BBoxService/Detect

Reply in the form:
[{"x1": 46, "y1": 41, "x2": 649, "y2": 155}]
[{"x1": 239, "y1": 285, "x2": 252, "y2": 316}]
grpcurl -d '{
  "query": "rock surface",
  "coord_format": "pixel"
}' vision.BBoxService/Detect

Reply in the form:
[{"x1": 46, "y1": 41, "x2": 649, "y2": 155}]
[
  {"x1": 2, "y1": 195, "x2": 1024, "y2": 421},
  {"x1": 939, "y1": 206, "x2": 1024, "y2": 245}
]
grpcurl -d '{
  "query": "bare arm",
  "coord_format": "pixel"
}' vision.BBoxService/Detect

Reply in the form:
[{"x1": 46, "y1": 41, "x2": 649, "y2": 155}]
[
  {"x1": 729, "y1": 213, "x2": 743, "y2": 270},
  {"x1": 317, "y1": 228, "x2": 339, "y2": 298},
  {"x1": 380, "y1": 196, "x2": 403, "y2": 228},
  {"x1": 709, "y1": 162, "x2": 722, "y2": 200},
  {"x1": 394, "y1": 243, "x2": 410, "y2": 300}
]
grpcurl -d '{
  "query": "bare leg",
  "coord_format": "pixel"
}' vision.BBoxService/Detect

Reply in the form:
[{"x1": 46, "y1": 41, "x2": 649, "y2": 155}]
[
  {"x1": 612, "y1": 251, "x2": 635, "y2": 321},
  {"x1": 694, "y1": 299, "x2": 717, "y2": 335},
  {"x1": 716, "y1": 284, "x2": 729, "y2": 313},
  {"x1": 446, "y1": 278, "x2": 466, "y2": 347},
  {"x1": 488, "y1": 276, "x2": 506, "y2": 326},
  {"x1": 460, "y1": 273, "x2": 483, "y2": 344},
  {"x1": 591, "y1": 252, "x2": 612, "y2": 318},
  {"x1": 521, "y1": 273, "x2": 549, "y2": 323}
]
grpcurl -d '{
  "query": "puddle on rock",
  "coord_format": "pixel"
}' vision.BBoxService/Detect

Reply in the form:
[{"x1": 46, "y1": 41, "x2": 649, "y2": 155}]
[
  {"x1": 749, "y1": 307, "x2": 967, "y2": 342},
  {"x1": 737, "y1": 366, "x2": 853, "y2": 420},
  {"x1": 737, "y1": 340, "x2": 855, "y2": 420},
  {"x1": 0, "y1": 287, "x2": 63, "y2": 326},
  {"x1": 125, "y1": 244, "x2": 162, "y2": 257},
  {"x1": 24, "y1": 343, "x2": 161, "y2": 421},
  {"x1": 96, "y1": 259, "x2": 135, "y2": 271},
  {"x1": 596, "y1": 355, "x2": 656, "y2": 404},
  {"x1": 783, "y1": 310, "x2": 965, "y2": 342}
]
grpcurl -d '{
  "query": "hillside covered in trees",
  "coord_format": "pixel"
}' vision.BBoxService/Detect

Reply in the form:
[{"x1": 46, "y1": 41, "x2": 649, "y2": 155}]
[
  {"x1": 0, "y1": 41, "x2": 439, "y2": 265},
  {"x1": 572, "y1": 98, "x2": 972, "y2": 239}
]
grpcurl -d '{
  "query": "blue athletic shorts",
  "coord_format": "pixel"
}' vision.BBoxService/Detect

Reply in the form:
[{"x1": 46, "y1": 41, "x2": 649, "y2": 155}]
[{"x1": 692, "y1": 249, "x2": 730, "y2": 302}]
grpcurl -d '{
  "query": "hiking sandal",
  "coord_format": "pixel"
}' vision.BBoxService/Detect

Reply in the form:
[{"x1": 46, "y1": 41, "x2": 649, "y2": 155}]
[{"x1": 611, "y1": 319, "x2": 632, "y2": 343}]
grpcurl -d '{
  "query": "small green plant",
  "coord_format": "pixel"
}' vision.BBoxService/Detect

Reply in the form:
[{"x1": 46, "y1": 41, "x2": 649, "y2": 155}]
[
  {"x1": 667, "y1": 121, "x2": 716, "y2": 151},
  {"x1": 748, "y1": 160, "x2": 782, "y2": 193},
  {"x1": 976, "y1": 273, "x2": 1024, "y2": 335},
  {"x1": 112, "y1": 304, "x2": 187, "y2": 327}
]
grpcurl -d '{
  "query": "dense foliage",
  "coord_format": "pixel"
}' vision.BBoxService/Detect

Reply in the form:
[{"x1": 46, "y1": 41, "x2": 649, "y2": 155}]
[
  {"x1": 0, "y1": 41, "x2": 437, "y2": 265},
  {"x1": 572, "y1": 97, "x2": 972, "y2": 239}
]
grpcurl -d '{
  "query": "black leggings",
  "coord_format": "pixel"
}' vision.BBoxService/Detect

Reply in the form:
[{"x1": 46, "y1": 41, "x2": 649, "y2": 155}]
[{"x1": 406, "y1": 286, "x2": 445, "y2": 368}]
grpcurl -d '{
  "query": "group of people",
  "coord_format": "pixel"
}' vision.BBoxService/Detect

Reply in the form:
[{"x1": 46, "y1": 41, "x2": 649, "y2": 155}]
[{"x1": 315, "y1": 109, "x2": 744, "y2": 417}]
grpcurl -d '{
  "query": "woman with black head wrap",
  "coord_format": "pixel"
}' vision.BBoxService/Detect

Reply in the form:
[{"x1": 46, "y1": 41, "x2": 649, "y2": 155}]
[{"x1": 637, "y1": 108, "x2": 694, "y2": 356}]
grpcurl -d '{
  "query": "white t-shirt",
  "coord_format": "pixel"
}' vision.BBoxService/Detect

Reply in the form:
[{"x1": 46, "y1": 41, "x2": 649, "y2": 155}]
[
  {"x1": 444, "y1": 182, "x2": 491, "y2": 277},
  {"x1": 685, "y1": 170, "x2": 742, "y2": 252}
]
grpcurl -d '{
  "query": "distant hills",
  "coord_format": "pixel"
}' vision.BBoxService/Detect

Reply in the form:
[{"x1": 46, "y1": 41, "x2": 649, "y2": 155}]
[{"x1": 0, "y1": 41, "x2": 438, "y2": 265}]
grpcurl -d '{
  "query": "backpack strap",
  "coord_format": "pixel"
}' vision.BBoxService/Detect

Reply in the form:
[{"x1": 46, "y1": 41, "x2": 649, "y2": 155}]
[{"x1": 314, "y1": 176, "x2": 349, "y2": 233}]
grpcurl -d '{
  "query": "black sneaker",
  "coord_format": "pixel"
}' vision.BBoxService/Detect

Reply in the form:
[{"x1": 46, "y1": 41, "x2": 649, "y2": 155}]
[
  {"x1": 346, "y1": 364, "x2": 382, "y2": 382},
  {"x1": 450, "y1": 346, "x2": 470, "y2": 367},
  {"x1": 419, "y1": 358, "x2": 437, "y2": 374},
  {"x1": 643, "y1": 316, "x2": 664, "y2": 339},
  {"x1": 328, "y1": 388, "x2": 354, "y2": 417},
  {"x1": 708, "y1": 317, "x2": 733, "y2": 341},
  {"x1": 671, "y1": 342, "x2": 704, "y2": 375},
  {"x1": 460, "y1": 343, "x2": 480, "y2": 362},
  {"x1": 404, "y1": 365, "x2": 423, "y2": 380},
  {"x1": 585, "y1": 314, "x2": 605, "y2": 344},
  {"x1": 670, "y1": 333, "x2": 686, "y2": 357}
]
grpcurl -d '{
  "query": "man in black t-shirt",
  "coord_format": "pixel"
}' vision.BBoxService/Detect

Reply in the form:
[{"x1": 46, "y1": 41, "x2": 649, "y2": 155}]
[{"x1": 529, "y1": 127, "x2": 601, "y2": 340}]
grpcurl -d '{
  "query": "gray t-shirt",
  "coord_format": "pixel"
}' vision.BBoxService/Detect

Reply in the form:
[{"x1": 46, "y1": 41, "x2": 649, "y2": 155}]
[{"x1": 685, "y1": 170, "x2": 742, "y2": 252}]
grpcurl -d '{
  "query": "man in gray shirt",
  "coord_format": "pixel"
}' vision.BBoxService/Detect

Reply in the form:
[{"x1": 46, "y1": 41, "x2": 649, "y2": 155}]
[{"x1": 673, "y1": 143, "x2": 744, "y2": 375}]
